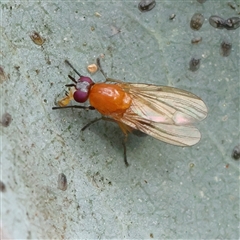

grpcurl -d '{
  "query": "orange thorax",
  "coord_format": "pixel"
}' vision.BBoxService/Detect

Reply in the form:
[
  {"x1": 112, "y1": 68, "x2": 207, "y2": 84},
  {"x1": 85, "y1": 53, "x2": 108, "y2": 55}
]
[{"x1": 89, "y1": 83, "x2": 132, "y2": 116}]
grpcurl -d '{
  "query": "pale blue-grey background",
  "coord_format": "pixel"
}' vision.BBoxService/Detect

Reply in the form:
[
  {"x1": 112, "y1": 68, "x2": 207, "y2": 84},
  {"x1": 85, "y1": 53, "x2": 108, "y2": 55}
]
[{"x1": 1, "y1": 1, "x2": 239, "y2": 239}]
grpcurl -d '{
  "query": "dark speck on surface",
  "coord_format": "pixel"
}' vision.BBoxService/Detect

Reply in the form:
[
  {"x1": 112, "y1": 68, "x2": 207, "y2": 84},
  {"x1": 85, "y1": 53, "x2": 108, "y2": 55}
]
[{"x1": 1, "y1": 112, "x2": 12, "y2": 127}]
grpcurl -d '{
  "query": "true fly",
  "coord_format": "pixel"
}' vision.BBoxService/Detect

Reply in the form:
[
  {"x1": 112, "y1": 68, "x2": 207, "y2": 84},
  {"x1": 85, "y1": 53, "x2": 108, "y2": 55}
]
[{"x1": 53, "y1": 59, "x2": 208, "y2": 166}]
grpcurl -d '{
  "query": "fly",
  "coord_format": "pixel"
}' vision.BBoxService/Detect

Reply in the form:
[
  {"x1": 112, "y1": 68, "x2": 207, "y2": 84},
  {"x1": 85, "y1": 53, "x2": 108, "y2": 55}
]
[{"x1": 53, "y1": 59, "x2": 208, "y2": 166}]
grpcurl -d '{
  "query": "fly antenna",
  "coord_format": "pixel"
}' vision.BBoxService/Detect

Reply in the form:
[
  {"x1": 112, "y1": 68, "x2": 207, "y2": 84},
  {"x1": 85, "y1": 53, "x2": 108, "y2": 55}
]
[
  {"x1": 67, "y1": 75, "x2": 77, "y2": 83},
  {"x1": 65, "y1": 60, "x2": 82, "y2": 77}
]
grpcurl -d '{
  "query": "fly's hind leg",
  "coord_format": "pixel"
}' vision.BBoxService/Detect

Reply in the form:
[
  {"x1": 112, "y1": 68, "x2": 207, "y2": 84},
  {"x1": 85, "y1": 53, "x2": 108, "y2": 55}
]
[
  {"x1": 117, "y1": 122, "x2": 133, "y2": 167},
  {"x1": 122, "y1": 133, "x2": 129, "y2": 167},
  {"x1": 83, "y1": 116, "x2": 131, "y2": 167}
]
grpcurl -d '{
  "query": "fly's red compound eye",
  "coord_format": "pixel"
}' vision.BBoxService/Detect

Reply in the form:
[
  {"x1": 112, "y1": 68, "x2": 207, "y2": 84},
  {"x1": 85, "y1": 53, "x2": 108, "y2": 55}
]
[
  {"x1": 78, "y1": 76, "x2": 94, "y2": 85},
  {"x1": 73, "y1": 76, "x2": 94, "y2": 103},
  {"x1": 73, "y1": 90, "x2": 89, "y2": 103}
]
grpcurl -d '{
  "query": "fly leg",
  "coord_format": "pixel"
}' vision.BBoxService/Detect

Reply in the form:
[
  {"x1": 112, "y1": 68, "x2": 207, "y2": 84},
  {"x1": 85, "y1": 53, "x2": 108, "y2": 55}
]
[
  {"x1": 96, "y1": 58, "x2": 123, "y2": 84},
  {"x1": 96, "y1": 57, "x2": 107, "y2": 79},
  {"x1": 122, "y1": 133, "x2": 129, "y2": 167},
  {"x1": 82, "y1": 116, "x2": 130, "y2": 167},
  {"x1": 52, "y1": 105, "x2": 95, "y2": 110},
  {"x1": 81, "y1": 116, "x2": 116, "y2": 131},
  {"x1": 117, "y1": 122, "x2": 132, "y2": 167},
  {"x1": 81, "y1": 117, "x2": 103, "y2": 131},
  {"x1": 65, "y1": 60, "x2": 82, "y2": 77},
  {"x1": 101, "y1": 118, "x2": 131, "y2": 167}
]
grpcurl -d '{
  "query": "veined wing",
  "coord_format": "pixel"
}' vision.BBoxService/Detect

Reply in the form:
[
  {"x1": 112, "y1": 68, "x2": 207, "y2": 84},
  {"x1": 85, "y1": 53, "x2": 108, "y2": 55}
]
[
  {"x1": 114, "y1": 83, "x2": 208, "y2": 146},
  {"x1": 120, "y1": 83, "x2": 208, "y2": 125},
  {"x1": 118, "y1": 115, "x2": 202, "y2": 146}
]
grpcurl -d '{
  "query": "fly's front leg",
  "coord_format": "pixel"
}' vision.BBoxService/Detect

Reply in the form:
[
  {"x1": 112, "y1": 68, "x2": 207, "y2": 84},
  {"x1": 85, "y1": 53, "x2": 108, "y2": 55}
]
[
  {"x1": 96, "y1": 57, "x2": 107, "y2": 79},
  {"x1": 96, "y1": 58, "x2": 123, "y2": 84},
  {"x1": 52, "y1": 105, "x2": 95, "y2": 110}
]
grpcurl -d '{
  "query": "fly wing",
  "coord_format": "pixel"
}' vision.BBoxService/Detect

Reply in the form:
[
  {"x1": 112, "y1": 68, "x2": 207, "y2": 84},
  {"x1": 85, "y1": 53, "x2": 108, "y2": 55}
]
[
  {"x1": 114, "y1": 83, "x2": 208, "y2": 146},
  {"x1": 127, "y1": 83, "x2": 207, "y2": 124},
  {"x1": 119, "y1": 115, "x2": 202, "y2": 146}
]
